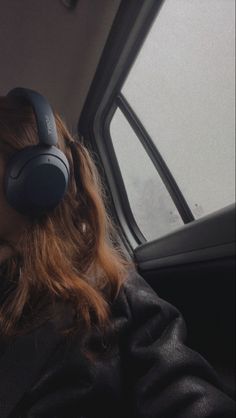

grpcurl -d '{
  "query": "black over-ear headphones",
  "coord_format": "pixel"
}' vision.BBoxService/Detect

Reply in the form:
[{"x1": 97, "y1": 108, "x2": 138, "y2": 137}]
[{"x1": 4, "y1": 87, "x2": 70, "y2": 217}]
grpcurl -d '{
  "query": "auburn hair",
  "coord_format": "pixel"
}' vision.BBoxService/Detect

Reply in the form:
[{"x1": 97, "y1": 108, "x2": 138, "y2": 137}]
[{"x1": 0, "y1": 95, "x2": 134, "y2": 340}]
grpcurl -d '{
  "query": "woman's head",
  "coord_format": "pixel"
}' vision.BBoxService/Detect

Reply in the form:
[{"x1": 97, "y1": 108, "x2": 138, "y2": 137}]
[{"x1": 0, "y1": 94, "x2": 134, "y2": 338}]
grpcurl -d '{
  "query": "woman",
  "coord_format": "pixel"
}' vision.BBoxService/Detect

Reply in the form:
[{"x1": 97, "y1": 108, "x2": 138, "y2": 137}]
[{"x1": 0, "y1": 89, "x2": 235, "y2": 418}]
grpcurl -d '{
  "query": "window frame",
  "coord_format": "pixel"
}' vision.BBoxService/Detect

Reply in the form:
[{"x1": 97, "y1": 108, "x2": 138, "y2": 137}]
[
  {"x1": 116, "y1": 94, "x2": 194, "y2": 223},
  {"x1": 79, "y1": 0, "x2": 194, "y2": 250}
]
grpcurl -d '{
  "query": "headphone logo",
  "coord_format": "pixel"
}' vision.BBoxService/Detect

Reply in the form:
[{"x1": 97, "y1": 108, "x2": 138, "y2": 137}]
[{"x1": 45, "y1": 114, "x2": 53, "y2": 135}]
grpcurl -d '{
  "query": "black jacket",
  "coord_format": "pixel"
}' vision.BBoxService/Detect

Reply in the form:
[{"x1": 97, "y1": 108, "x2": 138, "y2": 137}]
[{"x1": 0, "y1": 268, "x2": 235, "y2": 418}]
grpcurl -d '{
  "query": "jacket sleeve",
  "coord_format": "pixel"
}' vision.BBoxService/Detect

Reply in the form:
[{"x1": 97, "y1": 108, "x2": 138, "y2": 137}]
[{"x1": 119, "y1": 269, "x2": 235, "y2": 418}]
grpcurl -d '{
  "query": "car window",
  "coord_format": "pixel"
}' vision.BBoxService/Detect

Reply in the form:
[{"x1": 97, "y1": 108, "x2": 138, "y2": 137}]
[
  {"x1": 110, "y1": 0, "x2": 235, "y2": 240},
  {"x1": 110, "y1": 108, "x2": 184, "y2": 241}
]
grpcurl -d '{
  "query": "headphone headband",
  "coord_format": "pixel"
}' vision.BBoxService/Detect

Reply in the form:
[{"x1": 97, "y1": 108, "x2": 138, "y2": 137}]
[{"x1": 7, "y1": 87, "x2": 57, "y2": 146}]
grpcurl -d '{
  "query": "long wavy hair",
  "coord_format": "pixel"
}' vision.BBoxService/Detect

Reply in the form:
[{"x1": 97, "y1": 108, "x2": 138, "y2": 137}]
[{"x1": 0, "y1": 95, "x2": 134, "y2": 340}]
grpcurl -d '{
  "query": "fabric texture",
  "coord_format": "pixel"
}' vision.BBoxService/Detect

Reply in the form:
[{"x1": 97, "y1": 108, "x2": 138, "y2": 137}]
[{"x1": 0, "y1": 267, "x2": 235, "y2": 418}]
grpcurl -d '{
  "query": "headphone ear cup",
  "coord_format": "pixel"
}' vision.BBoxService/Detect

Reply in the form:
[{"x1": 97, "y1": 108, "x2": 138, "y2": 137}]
[{"x1": 4, "y1": 146, "x2": 70, "y2": 216}]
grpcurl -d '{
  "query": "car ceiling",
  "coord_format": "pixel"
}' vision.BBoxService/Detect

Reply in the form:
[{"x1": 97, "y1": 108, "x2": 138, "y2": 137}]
[{"x1": 0, "y1": 0, "x2": 121, "y2": 132}]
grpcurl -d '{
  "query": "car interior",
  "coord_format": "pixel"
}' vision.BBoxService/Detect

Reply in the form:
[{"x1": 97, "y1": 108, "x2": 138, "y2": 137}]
[{"x1": 1, "y1": 0, "x2": 235, "y2": 399}]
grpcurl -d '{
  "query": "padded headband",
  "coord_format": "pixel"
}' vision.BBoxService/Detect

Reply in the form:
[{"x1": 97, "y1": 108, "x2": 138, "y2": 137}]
[{"x1": 7, "y1": 87, "x2": 57, "y2": 146}]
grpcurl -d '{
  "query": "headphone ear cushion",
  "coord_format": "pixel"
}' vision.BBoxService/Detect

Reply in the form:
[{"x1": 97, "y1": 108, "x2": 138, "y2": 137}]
[{"x1": 5, "y1": 146, "x2": 70, "y2": 216}]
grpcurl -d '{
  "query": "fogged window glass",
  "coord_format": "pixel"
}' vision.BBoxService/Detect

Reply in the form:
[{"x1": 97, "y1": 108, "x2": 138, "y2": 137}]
[
  {"x1": 122, "y1": 0, "x2": 235, "y2": 219},
  {"x1": 110, "y1": 109, "x2": 183, "y2": 241}
]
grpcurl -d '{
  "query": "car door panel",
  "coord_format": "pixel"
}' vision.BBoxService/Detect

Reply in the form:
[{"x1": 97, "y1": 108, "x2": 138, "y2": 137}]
[{"x1": 133, "y1": 205, "x2": 235, "y2": 395}]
